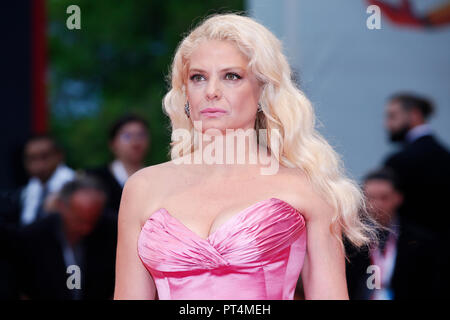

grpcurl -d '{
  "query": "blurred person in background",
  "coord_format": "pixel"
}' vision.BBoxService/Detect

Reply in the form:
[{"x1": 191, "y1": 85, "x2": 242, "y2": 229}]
[
  {"x1": 0, "y1": 134, "x2": 75, "y2": 299},
  {"x1": 383, "y1": 93, "x2": 450, "y2": 236},
  {"x1": 19, "y1": 134, "x2": 75, "y2": 227},
  {"x1": 346, "y1": 167, "x2": 441, "y2": 299},
  {"x1": 86, "y1": 114, "x2": 150, "y2": 215},
  {"x1": 16, "y1": 174, "x2": 117, "y2": 300},
  {"x1": 383, "y1": 93, "x2": 450, "y2": 297}
]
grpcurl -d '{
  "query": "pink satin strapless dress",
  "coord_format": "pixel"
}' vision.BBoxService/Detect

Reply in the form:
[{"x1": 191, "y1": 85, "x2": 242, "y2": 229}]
[{"x1": 138, "y1": 197, "x2": 307, "y2": 300}]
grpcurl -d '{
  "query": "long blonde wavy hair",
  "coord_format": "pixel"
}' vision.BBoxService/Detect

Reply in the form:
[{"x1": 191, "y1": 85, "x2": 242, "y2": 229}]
[{"x1": 162, "y1": 13, "x2": 381, "y2": 257}]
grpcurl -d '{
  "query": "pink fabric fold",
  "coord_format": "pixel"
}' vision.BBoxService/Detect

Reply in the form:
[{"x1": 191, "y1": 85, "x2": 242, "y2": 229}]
[{"x1": 137, "y1": 198, "x2": 307, "y2": 300}]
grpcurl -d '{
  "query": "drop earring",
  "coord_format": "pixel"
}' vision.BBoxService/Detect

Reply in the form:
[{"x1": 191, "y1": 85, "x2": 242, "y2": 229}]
[
  {"x1": 257, "y1": 103, "x2": 263, "y2": 112},
  {"x1": 184, "y1": 101, "x2": 190, "y2": 118}
]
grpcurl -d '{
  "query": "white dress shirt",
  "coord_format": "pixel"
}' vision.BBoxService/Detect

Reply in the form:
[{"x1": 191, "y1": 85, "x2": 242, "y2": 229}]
[
  {"x1": 20, "y1": 164, "x2": 75, "y2": 226},
  {"x1": 406, "y1": 123, "x2": 432, "y2": 143},
  {"x1": 109, "y1": 159, "x2": 130, "y2": 187}
]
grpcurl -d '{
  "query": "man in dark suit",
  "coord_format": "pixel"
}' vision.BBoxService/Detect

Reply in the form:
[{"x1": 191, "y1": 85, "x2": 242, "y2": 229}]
[
  {"x1": 15, "y1": 175, "x2": 117, "y2": 300},
  {"x1": 382, "y1": 93, "x2": 450, "y2": 297},
  {"x1": 0, "y1": 134, "x2": 75, "y2": 299},
  {"x1": 382, "y1": 93, "x2": 450, "y2": 236},
  {"x1": 346, "y1": 168, "x2": 441, "y2": 299}
]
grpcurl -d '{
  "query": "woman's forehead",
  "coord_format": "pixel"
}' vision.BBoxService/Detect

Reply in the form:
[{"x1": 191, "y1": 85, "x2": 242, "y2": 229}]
[{"x1": 188, "y1": 40, "x2": 248, "y2": 64}]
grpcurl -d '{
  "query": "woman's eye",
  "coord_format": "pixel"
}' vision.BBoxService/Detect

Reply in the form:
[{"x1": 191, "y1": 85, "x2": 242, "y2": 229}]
[
  {"x1": 190, "y1": 73, "x2": 241, "y2": 82},
  {"x1": 225, "y1": 73, "x2": 241, "y2": 81},
  {"x1": 190, "y1": 74, "x2": 205, "y2": 82}
]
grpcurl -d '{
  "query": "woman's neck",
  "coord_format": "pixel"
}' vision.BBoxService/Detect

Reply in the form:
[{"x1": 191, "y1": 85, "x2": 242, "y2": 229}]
[{"x1": 189, "y1": 131, "x2": 279, "y2": 176}]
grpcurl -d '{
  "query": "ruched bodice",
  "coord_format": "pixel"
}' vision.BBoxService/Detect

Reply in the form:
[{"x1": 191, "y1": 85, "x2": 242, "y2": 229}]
[{"x1": 137, "y1": 198, "x2": 307, "y2": 300}]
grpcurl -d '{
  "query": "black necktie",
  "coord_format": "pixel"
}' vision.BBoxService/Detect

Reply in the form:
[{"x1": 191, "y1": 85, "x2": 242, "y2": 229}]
[{"x1": 35, "y1": 185, "x2": 49, "y2": 221}]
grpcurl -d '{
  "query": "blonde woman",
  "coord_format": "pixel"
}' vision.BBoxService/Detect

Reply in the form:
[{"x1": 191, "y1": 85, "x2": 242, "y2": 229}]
[{"x1": 114, "y1": 13, "x2": 379, "y2": 300}]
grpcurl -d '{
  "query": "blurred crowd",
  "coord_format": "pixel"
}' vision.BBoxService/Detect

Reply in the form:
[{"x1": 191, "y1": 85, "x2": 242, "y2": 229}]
[
  {"x1": 0, "y1": 93, "x2": 449, "y2": 300},
  {"x1": 0, "y1": 114, "x2": 150, "y2": 299},
  {"x1": 344, "y1": 93, "x2": 450, "y2": 299}
]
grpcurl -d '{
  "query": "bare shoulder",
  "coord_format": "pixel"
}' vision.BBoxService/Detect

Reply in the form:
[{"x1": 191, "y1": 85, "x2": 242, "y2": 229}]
[
  {"x1": 128, "y1": 160, "x2": 177, "y2": 183},
  {"x1": 124, "y1": 161, "x2": 167, "y2": 194},
  {"x1": 276, "y1": 165, "x2": 334, "y2": 222},
  {"x1": 120, "y1": 160, "x2": 181, "y2": 226}
]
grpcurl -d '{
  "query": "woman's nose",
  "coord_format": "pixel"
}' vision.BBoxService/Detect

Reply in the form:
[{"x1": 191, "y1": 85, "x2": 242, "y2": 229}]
[{"x1": 205, "y1": 77, "x2": 222, "y2": 100}]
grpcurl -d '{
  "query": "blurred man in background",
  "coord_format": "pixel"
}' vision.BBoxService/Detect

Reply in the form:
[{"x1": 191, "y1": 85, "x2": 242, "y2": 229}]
[
  {"x1": 16, "y1": 175, "x2": 117, "y2": 300},
  {"x1": 346, "y1": 167, "x2": 440, "y2": 299},
  {"x1": 383, "y1": 93, "x2": 450, "y2": 297},
  {"x1": 0, "y1": 134, "x2": 75, "y2": 299},
  {"x1": 19, "y1": 134, "x2": 75, "y2": 226},
  {"x1": 383, "y1": 93, "x2": 450, "y2": 235}
]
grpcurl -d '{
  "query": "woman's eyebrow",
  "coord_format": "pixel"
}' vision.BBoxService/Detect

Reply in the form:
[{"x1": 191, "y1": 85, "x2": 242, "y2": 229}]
[
  {"x1": 188, "y1": 68, "x2": 206, "y2": 74},
  {"x1": 188, "y1": 67, "x2": 245, "y2": 73}
]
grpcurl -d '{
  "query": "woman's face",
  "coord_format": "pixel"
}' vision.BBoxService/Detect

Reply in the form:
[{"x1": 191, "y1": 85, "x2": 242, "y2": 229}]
[{"x1": 185, "y1": 40, "x2": 262, "y2": 133}]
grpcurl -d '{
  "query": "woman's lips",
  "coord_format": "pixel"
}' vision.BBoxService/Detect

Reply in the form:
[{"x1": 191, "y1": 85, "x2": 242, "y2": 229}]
[{"x1": 200, "y1": 108, "x2": 227, "y2": 117}]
